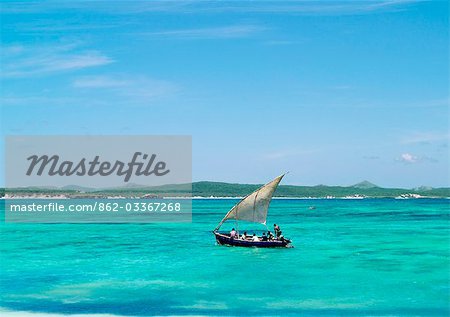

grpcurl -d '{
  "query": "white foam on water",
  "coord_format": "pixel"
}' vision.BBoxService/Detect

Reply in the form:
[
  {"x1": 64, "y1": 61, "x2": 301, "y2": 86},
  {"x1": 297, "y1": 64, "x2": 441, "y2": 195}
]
[
  {"x1": 173, "y1": 300, "x2": 228, "y2": 310},
  {"x1": 0, "y1": 308, "x2": 127, "y2": 317},
  {"x1": 0, "y1": 308, "x2": 207, "y2": 317},
  {"x1": 265, "y1": 298, "x2": 375, "y2": 309}
]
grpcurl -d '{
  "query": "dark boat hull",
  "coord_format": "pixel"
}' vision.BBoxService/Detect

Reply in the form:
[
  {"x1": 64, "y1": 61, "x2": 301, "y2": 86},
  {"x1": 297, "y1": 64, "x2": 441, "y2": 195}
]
[{"x1": 213, "y1": 232, "x2": 292, "y2": 248}]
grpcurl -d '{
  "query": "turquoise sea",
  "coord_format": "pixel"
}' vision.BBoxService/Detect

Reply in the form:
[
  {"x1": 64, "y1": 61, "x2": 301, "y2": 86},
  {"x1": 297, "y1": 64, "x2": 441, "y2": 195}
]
[{"x1": 1, "y1": 199, "x2": 449, "y2": 316}]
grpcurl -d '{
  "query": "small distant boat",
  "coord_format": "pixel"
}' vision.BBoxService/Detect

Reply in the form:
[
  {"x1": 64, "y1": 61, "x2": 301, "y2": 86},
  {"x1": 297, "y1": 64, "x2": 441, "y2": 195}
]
[{"x1": 213, "y1": 174, "x2": 292, "y2": 248}]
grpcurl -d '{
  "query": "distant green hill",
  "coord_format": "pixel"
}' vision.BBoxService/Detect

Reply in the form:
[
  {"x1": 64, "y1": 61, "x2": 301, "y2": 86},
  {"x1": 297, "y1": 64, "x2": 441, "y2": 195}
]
[
  {"x1": 190, "y1": 182, "x2": 449, "y2": 198},
  {"x1": 3, "y1": 181, "x2": 449, "y2": 198},
  {"x1": 351, "y1": 180, "x2": 379, "y2": 189}
]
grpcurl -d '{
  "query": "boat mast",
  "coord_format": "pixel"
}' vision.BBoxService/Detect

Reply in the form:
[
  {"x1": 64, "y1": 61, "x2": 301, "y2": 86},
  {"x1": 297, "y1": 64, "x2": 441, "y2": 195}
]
[{"x1": 235, "y1": 204, "x2": 239, "y2": 236}]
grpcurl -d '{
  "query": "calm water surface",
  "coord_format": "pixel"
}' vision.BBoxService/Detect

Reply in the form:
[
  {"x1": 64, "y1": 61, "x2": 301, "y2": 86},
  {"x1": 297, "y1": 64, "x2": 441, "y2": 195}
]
[{"x1": 1, "y1": 199, "x2": 449, "y2": 316}]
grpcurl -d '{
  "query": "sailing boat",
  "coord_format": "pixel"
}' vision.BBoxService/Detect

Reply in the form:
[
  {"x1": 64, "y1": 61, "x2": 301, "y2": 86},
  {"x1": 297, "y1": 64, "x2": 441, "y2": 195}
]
[{"x1": 213, "y1": 174, "x2": 292, "y2": 248}]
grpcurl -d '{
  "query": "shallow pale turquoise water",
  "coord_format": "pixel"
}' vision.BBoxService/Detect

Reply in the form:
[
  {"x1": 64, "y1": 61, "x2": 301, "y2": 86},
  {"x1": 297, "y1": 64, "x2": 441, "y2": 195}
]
[{"x1": 1, "y1": 199, "x2": 449, "y2": 316}]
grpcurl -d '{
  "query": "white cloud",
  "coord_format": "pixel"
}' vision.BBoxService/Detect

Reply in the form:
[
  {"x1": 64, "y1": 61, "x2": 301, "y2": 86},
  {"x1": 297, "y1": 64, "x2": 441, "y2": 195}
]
[
  {"x1": 401, "y1": 131, "x2": 450, "y2": 145},
  {"x1": 1, "y1": 1, "x2": 423, "y2": 15},
  {"x1": 396, "y1": 153, "x2": 438, "y2": 164},
  {"x1": 398, "y1": 153, "x2": 418, "y2": 163},
  {"x1": 72, "y1": 75, "x2": 177, "y2": 102},
  {"x1": 143, "y1": 25, "x2": 266, "y2": 39},
  {"x1": 1, "y1": 74, "x2": 177, "y2": 107},
  {"x1": 145, "y1": 0, "x2": 422, "y2": 15},
  {"x1": 264, "y1": 152, "x2": 291, "y2": 160},
  {"x1": 73, "y1": 76, "x2": 129, "y2": 88},
  {"x1": 1, "y1": 43, "x2": 113, "y2": 78},
  {"x1": 0, "y1": 96, "x2": 80, "y2": 107}
]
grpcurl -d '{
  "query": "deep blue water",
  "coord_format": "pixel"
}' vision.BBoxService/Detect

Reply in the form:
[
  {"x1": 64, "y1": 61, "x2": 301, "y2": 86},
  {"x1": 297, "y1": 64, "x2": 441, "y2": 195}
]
[{"x1": 1, "y1": 199, "x2": 449, "y2": 316}]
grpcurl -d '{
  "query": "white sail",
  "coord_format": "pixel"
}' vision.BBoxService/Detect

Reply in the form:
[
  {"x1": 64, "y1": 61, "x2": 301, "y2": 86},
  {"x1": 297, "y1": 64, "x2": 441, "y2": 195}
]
[{"x1": 215, "y1": 174, "x2": 285, "y2": 230}]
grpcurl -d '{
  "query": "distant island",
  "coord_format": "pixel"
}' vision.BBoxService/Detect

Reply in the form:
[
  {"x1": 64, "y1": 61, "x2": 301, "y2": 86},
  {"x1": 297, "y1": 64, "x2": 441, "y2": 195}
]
[{"x1": 2, "y1": 180, "x2": 449, "y2": 199}]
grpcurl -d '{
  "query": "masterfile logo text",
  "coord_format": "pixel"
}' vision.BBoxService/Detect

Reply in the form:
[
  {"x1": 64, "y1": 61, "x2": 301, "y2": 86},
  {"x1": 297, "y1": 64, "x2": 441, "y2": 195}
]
[
  {"x1": 26, "y1": 152, "x2": 170, "y2": 182},
  {"x1": 6, "y1": 135, "x2": 191, "y2": 189}
]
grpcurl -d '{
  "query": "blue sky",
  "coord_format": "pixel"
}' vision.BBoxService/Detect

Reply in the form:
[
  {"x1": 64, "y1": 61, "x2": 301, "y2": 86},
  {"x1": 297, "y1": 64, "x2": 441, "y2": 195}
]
[{"x1": 1, "y1": 0, "x2": 448, "y2": 188}]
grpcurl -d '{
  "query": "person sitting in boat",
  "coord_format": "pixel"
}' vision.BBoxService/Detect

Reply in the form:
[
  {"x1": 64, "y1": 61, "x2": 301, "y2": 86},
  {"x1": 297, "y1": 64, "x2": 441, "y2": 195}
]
[
  {"x1": 241, "y1": 231, "x2": 247, "y2": 240},
  {"x1": 261, "y1": 232, "x2": 268, "y2": 241},
  {"x1": 230, "y1": 228, "x2": 237, "y2": 239},
  {"x1": 252, "y1": 233, "x2": 260, "y2": 242},
  {"x1": 267, "y1": 231, "x2": 274, "y2": 241}
]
